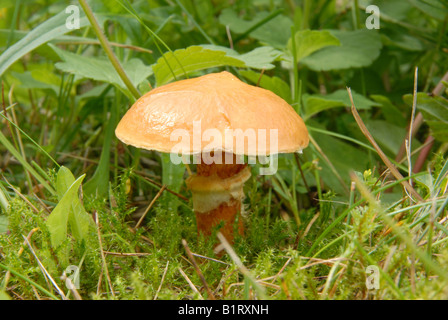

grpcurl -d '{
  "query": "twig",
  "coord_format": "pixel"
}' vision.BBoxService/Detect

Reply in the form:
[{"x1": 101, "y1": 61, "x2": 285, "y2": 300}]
[
  {"x1": 141, "y1": 176, "x2": 189, "y2": 202},
  {"x1": 215, "y1": 232, "x2": 267, "y2": 299},
  {"x1": 182, "y1": 239, "x2": 216, "y2": 300},
  {"x1": 103, "y1": 251, "x2": 151, "y2": 257},
  {"x1": 154, "y1": 261, "x2": 169, "y2": 300},
  {"x1": 22, "y1": 235, "x2": 68, "y2": 300},
  {"x1": 406, "y1": 67, "x2": 419, "y2": 183},
  {"x1": 54, "y1": 40, "x2": 153, "y2": 54},
  {"x1": 178, "y1": 267, "x2": 204, "y2": 299},
  {"x1": 94, "y1": 211, "x2": 116, "y2": 298},
  {"x1": 135, "y1": 185, "x2": 166, "y2": 228}
]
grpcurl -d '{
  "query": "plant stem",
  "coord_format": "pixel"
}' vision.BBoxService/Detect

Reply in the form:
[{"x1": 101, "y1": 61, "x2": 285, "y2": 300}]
[{"x1": 78, "y1": 0, "x2": 140, "y2": 100}]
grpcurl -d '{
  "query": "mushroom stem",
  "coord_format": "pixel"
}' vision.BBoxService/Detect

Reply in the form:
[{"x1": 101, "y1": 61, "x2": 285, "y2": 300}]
[{"x1": 186, "y1": 152, "x2": 250, "y2": 244}]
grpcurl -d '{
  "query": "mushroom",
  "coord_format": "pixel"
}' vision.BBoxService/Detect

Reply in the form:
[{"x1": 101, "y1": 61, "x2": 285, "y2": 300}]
[{"x1": 115, "y1": 71, "x2": 309, "y2": 244}]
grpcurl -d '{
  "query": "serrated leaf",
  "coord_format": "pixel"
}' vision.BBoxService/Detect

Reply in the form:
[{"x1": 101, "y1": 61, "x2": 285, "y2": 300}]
[
  {"x1": 152, "y1": 45, "x2": 246, "y2": 86},
  {"x1": 287, "y1": 30, "x2": 340, "y2": 62},
  {"x1": 301, "y1": 30, "x2": 382, "y2": 71},
  {"x1": 51, "y1": 45, "x2": 153, "y2": 93},
  {"x1": 404, "y1": 93, "x2": 448, "y2": 142}
]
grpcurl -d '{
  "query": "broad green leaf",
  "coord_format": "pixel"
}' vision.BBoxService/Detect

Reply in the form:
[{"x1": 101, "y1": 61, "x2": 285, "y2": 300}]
[
  {"x1": 404, "y1": 93, "x2": 448, "y2": 142},
  {"x1": 12, "y1": 71, "x2": 59, "y2": 94},
  {"x1": 370, "y1": 95, "x2": 407, "y2": 127},
  {"x1": 56, "y1": 167, "x2": 92, "y2": 243},
  {"x1": 301, "y1": 30, "x2": 382, "y2": 71},
  {"x1": 51, "y1": 45, "x2": 153, "y2": 95},
  {"x1": 200, "y1": 44, "x2": 283, "y2": 70},
  {"x1": 240, "y1": 70, "x2": 292, "y2": 103},
  {"x1": 152, "y1": 45, "x2": 245, "y2": 86},
  {"x1": 218, "y1": 8, "x2": 293, "y2": 49},
  {"x1": 46, "y1": 172, "x2": 86, "y2": 248},
  {"x1": 0, "y1": 10, "x2": 91, "y2": 77},
  {"x1": 287, "y1": 30, "x2": 340, "y2": 62},
  {"x1": 303, "y1": 89, "x2": 380, "y2": 120},
  {"x1": 381, "y1": 32, "x2": 424, "y2": 52},
  {"x1": 364, "y1": 119, "x2": 420, "y2": 156}
]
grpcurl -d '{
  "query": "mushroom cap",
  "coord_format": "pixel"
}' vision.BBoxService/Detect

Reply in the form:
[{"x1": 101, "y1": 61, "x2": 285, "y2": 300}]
[{"x1": 115, "y1": 71, "x2": 309, "y2": 156}]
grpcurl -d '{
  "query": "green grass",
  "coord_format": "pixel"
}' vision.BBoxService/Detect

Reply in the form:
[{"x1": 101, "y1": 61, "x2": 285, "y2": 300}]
[{"x1": 1, "y1": 0, "x2": 448, "y2": 300}]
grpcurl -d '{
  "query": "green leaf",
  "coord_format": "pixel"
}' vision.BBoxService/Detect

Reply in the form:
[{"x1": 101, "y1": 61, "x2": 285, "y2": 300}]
[
  {"x1": 370, "y1": 95, "x2": 407, "y2": 127},
  {"x1": 240, "y1": 70, "x2": 292, "y2": 103},
  {"x1": 83, "y1": 110, "x2": 117, "y2": 198},
  {"x1": 51, "y1": 44, "x2": 153, "y2": 94},
  {"x1": 0, "y1": 10, "x2": 91, "y2": 77},
  {"x1": 301, "y1": 29, "x2": 382, "y2": 71},
  {"x1": 46, "y1": 169, "x2": 88, "y2": 248},
  {"x1": 287, "y1": 30, "x2": 340, "y2": 62},
  {"x1": 307, "y1": 123, "x2": 371, "y2": 195},
  {"x1": 364, "y1": 119, "x2": 420, "y2": 156},
  {"x1": 218, "y1": 8, "x2": 293, "y2": 49},
  {"x1": 56, "y1": 167, "x2": 92, "y2": 242},
  {"x1": 12, "y1": 71, "x2": 59, "y2": 94},
  {"x1": 303, "y1": 89, "x2": 380, "y2": 120},
  {"x1": 404, "y1": 93, "x2": 448, "y2": 142},
  {"x1": 200, "y1": 44, "x2": 283, "y2": 70},
  {"x1": 152, "y1": 45, "x2": 246, "y2": 86},
  {"x1": 160, "y1": 153, "x2": 185, "y2": 213}
]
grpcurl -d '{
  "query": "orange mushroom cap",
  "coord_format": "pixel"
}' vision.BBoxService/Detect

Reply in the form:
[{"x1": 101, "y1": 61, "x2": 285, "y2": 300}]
[{"x1": 115, "y1": 71, "x2": 309, "y2": 156}]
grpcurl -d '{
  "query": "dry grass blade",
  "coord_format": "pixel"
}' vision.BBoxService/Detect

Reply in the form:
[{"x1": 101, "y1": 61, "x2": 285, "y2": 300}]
[
  {"x1": 135, "y1": 185, "x2": 166, "y2": 228},
  {"x1": 178, "y1": 267, "x2": 204, "y2": 299},
  {"x1": 60, "y1": 273, "x2": 82, "y2": 300},
  {"x1": 347, "y1": 87, "x2": 423, "y2": 202},
  {"x1": 406, "y1": 67, "x2": 419, "y2": 181},
  {"x1": 94, "y1": 211, "x2": 115, "y2": 298},
  {"x1": 22, "y1": 235, "x2": 67, "y2": 300},
  {"x1": 182, "y1": 239, "x2": 216, "y2": 300},
  {"x1": 154, "y1": 261, "x2": 169, "y2": 300},
  {"x1": 216, "y1": 232, "x2": 267, "y2": 299},
  {"x1": 103, "y1": 251, "x2": 151, "y2": 257}
]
